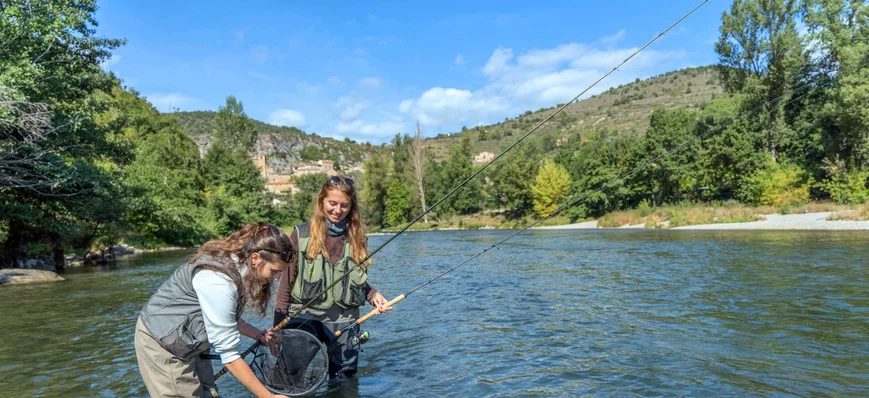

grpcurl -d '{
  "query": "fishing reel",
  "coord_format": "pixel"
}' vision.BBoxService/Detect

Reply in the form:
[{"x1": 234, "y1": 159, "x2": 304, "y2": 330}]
[{"x1": 351, "y1": 329, "x2": 370, "y2": 345}]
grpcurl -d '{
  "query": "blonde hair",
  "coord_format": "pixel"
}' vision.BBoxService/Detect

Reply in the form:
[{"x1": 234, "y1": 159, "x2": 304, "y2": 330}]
[
  {"x1": 190, "y1": 222, "x2": 293, "y2": 316},
  {"x1": 307, "y1": 179, "x2": 370, "y2": 268}
]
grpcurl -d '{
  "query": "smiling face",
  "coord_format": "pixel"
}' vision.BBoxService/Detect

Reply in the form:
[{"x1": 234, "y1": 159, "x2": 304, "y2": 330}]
[{"x1": 322, "y1": 189, "x2": 351, "y2": 223}]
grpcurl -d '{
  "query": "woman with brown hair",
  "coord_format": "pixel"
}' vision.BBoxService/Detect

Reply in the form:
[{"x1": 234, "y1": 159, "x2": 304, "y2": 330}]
[
  {"x1": 274, "y1": 175, "x2": 392, "y2": 379},
  {"x1": 135, "y1": 222, "x2": 293, "y2": 398}
]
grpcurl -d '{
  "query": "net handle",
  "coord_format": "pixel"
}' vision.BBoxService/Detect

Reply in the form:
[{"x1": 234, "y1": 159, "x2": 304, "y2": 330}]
[{"x1": 334, "y1": 294, "x2": 406, "y2": 337}]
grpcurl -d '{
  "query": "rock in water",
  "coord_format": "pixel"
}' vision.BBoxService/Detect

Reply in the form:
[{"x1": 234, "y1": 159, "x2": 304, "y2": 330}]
[{"x1": 0, "y1": 269, "x2": 65, "y2": 286}]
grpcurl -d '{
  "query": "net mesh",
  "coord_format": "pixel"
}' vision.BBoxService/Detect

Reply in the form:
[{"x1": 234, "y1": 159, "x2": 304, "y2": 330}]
[{"x1": 250, "y1": 328, "x2": 329, "y2": 396}]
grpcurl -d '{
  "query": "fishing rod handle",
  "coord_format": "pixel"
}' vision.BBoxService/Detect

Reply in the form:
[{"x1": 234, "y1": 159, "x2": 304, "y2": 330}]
[{"x1": 335, "y1": 294, "x2": 406, "y2": 337}]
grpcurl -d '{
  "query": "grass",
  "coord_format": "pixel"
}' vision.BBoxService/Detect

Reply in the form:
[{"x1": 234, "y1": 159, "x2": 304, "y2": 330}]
[
  {"x1": 377, "y1": 201, "x2": 869, "y2": 232},
  {"x1": 381, "y1": 213, "x2": 573, "y2": 231},
  {"x1": 827, "y1": 202, "x2": 869, "y2": 221},
  {"x1": 597, "y1": 202, "x2": 764, "y2": 228}
]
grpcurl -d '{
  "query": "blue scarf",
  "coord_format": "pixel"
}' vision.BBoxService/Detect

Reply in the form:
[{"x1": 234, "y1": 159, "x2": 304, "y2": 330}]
[{"x1": 327, "y1": 219, "x2": 347, "y2": 237}]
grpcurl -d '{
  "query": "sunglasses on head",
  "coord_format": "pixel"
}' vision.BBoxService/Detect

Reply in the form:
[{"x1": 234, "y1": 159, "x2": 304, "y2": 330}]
[
  {"x1": 260, "y1": 248, "x2": 292, "y2": 263},
  {"x1": 328, "y1": 176, "x2": 354, "y2": 188}
]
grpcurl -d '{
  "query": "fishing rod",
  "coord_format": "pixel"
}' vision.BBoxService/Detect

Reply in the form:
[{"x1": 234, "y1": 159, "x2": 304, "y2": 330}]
[
  {"x1": 333, "y1": 79, "x2": 825, "y2": 337},
  {"x1": 215, "y1": 0, "x2": 709, "y2": 379}
]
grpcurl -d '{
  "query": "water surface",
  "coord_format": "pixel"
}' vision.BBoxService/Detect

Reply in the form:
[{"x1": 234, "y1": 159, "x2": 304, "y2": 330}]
[{"x1": 1, "y1": 230, "x2": 867, "y2": 397}]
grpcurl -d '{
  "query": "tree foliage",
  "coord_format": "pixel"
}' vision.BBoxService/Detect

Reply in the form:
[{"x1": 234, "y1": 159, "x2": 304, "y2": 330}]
[
  {"x1": 532, "y1": 159, "x2": 571, "y2": 217},
  {"x1": 214, "y1": 95, "x2": 257, "y2": 153}
]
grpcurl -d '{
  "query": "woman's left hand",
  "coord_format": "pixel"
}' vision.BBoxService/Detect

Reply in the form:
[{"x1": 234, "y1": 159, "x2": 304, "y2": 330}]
[
  {"x1": 370, "y1": 292, "x2": 392, "y2": 314},
  {"x1": 258, "y1": 328, "x2": 279, "y2": 347}
]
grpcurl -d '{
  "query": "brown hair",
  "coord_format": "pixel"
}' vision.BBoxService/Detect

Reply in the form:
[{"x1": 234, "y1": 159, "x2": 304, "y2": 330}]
[
  {"x1": 189, "y1": 222, "x2": 293, "y2": 316},
  {"x1": 306, "y1": 178, "x2": 370, "y2": 268}
]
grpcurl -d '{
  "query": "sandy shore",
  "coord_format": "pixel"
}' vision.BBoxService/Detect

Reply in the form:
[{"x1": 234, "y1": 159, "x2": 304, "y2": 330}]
[{"x1": 536, "y1": 212, "x2": 869, "y2": 231}]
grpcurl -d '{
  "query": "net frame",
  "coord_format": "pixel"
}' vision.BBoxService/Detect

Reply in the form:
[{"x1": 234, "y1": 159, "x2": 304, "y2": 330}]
[{"x1": 249, "y1": 328, "x2": 329, "y2": 396}]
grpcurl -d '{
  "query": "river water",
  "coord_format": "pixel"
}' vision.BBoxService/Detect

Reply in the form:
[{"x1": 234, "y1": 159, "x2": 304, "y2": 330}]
[{"x1": 1, "y1": 230, "x2": 867, "y2": 397}]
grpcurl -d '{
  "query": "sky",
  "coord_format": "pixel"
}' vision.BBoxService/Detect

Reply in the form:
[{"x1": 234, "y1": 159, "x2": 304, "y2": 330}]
[{"x1": 95, "y1": 0, "x2": 731, "y2": 144}]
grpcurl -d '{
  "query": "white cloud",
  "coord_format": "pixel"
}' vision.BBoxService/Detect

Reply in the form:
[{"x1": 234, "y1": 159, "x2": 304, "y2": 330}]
[
  {"x1": 335, "y1": 120, "x2": 405, "y2": 138},
  {"x1": 101, "y1": 54, "x2": 121, "y2": 69},
  {"x1": 251, "y1": 44, "x2": 268, "y2": 63},
  {"x1": 601, "y1": 29, "x2": 627, "y2": 45},
  {"x1": 145, "y1": 93, "x2": 203, "y2": 113},
  {"x1": 455, "y1": 55, "x2": 466, "y2": 65},
  {"x1": 358, "y1": 77, "x2": 382, "y2": 89},
  {"x1": 335, "y1": 96, "x2": 371, "y2": 121},
  {"x1": 482, "y1": 47, "x2": 513, "y2": 77},
  {"x1": 400, "y1": 87, "x2": 510, "y2": 128},
  {"x1": 268, "y1": 109, "x2": 307, "y2": 129},
  {"x1": 400, "y1": 37, "x2": 685, "y2": 131}
]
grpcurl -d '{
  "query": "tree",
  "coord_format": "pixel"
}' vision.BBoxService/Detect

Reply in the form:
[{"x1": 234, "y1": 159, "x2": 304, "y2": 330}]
[
  {"x1": 201, "y1": 142, "x2": 267, "y2": 236},
  {"x1": 385, "y1": 178, "x2": 411, "y2": 227},
  {"x1": 715, "y1": 0, "x2": 806, "y2": 160},
  {"x1": 532, "y1": 159, "x2": 571, "y2": 217},
  {"x1": 802, "y1": 0, "x2": 869, "y2": 168},
  {"x1": 489, "y1": 143, "x2": 541, "y2": 218},
  {"x1": 0, "y1": 0, "x2": 126, "y2": 269},
  {"x1": 440, "y1": 136, "x2": 480, "y2": 215},
  {"x1": 361, "y1": 153, "x2": 390, "y2": 228},
  {"x1": 214, "y1": 95, "x2": 257, "y2": 153},
  {"x1": 633, "y1": 109, "x2": 704, "y2": 205},
  {"x1": 299, "y1": 145, "x2": 324, "y2": 162},
  {"x1": 408, "y1": 121, "x2": 429, "y2": 222}
]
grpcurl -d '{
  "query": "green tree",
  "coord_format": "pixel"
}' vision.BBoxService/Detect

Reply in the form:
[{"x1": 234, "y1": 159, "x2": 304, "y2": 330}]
[
  {"x1": 803, "y1": 0, "x2": 869, "y2": 168},
  {"x1": 715, "y1": 0, "x2": 806, "y2": 160},
  {"x1": 201, "y1": 142, "x2": 267, "y2": 236},
  {"x1": 385, "y1": 178, "x2": 411, "y2": 227},
  {"x1": 441, "y1": 136, "x2": 481, "y2": 215},
  {"x1": 0, "y1": 0, "x2": 126, "y2": 268},
  {"x1": 299, "y1": 145, "x2": 324, "y2": 162},
  {"x1": 214, "y1": 95, "x2": 257, "y2": 153},
  {"x1": 532, "y1": 159, "x2": 571, "y2": 217},
  {"x1": 489, "y1": 143, "x2": 541, "y2": 218},
  {"x1": 361, "y1": 153, "x2": 391, "y2": 228},
  {"x1": 633, "y1": 109, "x2": 704, "y2": 205}
]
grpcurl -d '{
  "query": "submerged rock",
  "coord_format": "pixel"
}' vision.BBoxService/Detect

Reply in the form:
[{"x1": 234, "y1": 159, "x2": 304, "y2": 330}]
[{"x1": 0, "y1": 269, "x2": 65, "y2": 286}]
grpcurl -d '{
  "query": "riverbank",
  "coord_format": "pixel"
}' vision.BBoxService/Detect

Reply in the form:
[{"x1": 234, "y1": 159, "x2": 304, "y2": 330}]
[{"x1": 538, "y1": 211, "x2": 869, "y2": 230}]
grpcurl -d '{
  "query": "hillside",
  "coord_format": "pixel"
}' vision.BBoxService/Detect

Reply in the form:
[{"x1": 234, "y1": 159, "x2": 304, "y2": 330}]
[
  {"x1": 424, "y1": 66, "x2": 724, "y2": 161},
  {"x1": 172, "y1": 111, "x2": 382, "y2": 172}
]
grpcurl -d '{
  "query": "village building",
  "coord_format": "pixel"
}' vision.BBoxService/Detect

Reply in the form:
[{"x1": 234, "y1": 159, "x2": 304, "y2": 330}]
[{"x1": 473, "y1": 151, "x2": 495, "y2": 164}]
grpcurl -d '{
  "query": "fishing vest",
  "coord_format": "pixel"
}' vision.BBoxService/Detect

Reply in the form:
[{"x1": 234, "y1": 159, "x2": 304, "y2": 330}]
[
  {"x1": 139, "y1": 255, "x2": 243, "y2": 360},
  {"x1": 291, "y1": 223, "x2": 368, "y2": 310}
]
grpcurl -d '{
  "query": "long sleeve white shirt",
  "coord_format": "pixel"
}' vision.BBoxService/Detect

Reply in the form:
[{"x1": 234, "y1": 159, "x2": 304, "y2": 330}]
[{"x1": 192, "y1": 270, "x2": 241, "y2": 364}]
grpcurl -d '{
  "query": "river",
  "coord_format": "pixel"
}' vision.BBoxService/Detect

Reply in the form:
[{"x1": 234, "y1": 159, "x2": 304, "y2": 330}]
[{"x1": 1, "y1": 230, "x2": 867, "y2": 397}]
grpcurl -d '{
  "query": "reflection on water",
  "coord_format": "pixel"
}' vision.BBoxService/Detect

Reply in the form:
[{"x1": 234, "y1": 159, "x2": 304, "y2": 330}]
[{"x1": 0, "y1": 230, "x2": 867, "y2": 396}]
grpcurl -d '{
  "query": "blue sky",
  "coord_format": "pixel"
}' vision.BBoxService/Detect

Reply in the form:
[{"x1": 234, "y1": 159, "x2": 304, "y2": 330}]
[{"x1": 96, "y1": 0, "x2": 730, "y2": 143}]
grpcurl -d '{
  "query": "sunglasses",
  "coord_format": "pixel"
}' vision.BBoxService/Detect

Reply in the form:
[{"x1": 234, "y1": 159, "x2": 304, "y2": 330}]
[
  {"x1": 260, "y1": 248, "x2": 292, "y2": 263},
  {"x1": 328, "y1": 176, "x2": 354, "y2": 188}
]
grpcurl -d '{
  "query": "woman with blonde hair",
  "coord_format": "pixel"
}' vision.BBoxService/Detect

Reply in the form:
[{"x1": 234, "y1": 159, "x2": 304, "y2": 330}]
[
  {"x1": 135, "y1": 222, "x2": 293, "y2": 398},
  {"x1": 274, "y1": 175, "x2": 391, "y2": 379}
]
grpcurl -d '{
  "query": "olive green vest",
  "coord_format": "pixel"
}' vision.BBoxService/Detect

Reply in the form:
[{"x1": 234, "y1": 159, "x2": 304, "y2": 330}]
[{"x1": 291, "y1": 223, "x2": 368, "y2": 310}]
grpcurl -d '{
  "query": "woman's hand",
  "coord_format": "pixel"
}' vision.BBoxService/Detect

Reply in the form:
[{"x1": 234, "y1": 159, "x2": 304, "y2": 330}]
[
  {"x1": 369, "y1": 292, "x2": 393, "y2": 314},
  {"x1": 257, "y1": 328, "x2": 279, "y2": 345}
]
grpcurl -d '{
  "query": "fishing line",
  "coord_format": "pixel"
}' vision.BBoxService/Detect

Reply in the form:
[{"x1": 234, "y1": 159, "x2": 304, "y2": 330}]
[{"x1": 216, "y1": 0, "x2": 709, "y2": 380}]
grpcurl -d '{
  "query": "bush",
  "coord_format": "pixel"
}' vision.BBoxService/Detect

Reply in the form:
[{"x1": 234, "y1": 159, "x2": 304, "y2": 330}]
[
  {"x1": 818, "y1": 170, "x2": 869, "y2": 204},
  {"x1": 738, "y1": 158, "x2": 812, "y2": 207}
]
